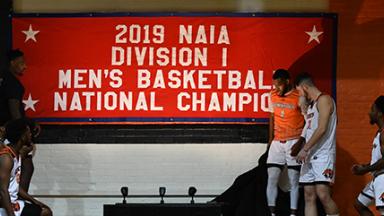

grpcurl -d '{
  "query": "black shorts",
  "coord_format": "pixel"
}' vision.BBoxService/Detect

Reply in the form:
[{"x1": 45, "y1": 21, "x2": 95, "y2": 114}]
[{"x1": 21, "y1": 203, "x2": 42, "y2": 216}]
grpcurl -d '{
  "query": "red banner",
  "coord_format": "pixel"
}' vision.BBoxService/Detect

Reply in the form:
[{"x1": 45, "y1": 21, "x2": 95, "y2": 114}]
[{"x1": 12, "y1": 14, "x2": 336, "y2": 124}]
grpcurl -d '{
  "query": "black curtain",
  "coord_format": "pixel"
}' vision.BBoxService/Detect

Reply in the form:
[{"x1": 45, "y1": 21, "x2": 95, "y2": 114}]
[{"x1": 213, "y1": 151, "x2": 326, "y2": 216}]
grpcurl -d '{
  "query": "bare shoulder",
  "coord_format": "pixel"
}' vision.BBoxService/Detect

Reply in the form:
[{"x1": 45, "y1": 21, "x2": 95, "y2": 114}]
[
  {"x1": 0, "y1": 151, "x2": 13, "y2": 169},
  {"x1": 317, "y1": 94, "x2": 334, "y2": 113},
  {"x1": 0, "y1": 154, "x2": 12, "y2": 164},
  {"x1": 318, "y1": 94, "x2": 333, "y2": 104}
]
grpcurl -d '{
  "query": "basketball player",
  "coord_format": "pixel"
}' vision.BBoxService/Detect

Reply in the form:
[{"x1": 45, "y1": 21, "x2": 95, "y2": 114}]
[
  {"x1": 295, "y1": 73, "x2": 339, "y2": 216},
  {"x1": 352, "y1": 96, "x2": 384, "y2": 216},
  {"x1": 0, "y1": 118, "x2": 52, "y2": 216},
  {"x1": 267, "y1": 69, "x2": 305, "y2": 216}
]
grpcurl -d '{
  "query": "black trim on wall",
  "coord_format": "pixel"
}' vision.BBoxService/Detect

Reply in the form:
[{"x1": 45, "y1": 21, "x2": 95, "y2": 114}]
[{"x1": 36, "y1": 124, "x2": 268, "y2": 144}]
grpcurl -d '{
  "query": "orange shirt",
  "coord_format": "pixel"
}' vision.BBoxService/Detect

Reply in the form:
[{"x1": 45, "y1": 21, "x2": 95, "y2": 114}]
[{"x1": 270, "y1": 89, "x2": 304, "y2": 141}]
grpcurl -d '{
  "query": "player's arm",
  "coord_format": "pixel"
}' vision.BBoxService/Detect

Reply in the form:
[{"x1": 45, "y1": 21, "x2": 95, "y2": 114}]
[
  {"x1": 268, "y1": 113, "x2": 274, "y2": 148},
  {"x1": 291, "y1": 102, "x2": 307, "y2": 156},
  {"x1": 268, "y1": 93, "x2": 274, "y2": 148},
  {"x1": 18, "y1": 188, "x2": 50, "y2": 210},
  {"x1": 8, "y1": 99, "x2": 22, "y2": 120},
  {"x1": 291, "y1": 123, "x2": 307, "y2": 156},
  {"x1": 0, "y1": 154, "x2": 16, "y2": 216},
  {"x1": 299, "y1": 108, "x2": 308, "y2": 139},
  {"x1": 302, "y1": 95, "x2": 333, "y2": 151}
]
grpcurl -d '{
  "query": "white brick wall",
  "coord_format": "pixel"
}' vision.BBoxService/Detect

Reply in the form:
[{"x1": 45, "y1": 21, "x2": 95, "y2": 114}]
[{"x1": 29, "y1": 143, "x2": 267, "y2": 216}]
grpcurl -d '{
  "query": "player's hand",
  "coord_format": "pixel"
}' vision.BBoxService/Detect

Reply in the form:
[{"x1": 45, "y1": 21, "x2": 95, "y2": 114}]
[
  {"x1": 20, "y1": 145, "x2": 34, "y2": 158},
  {"x1": 351, "y1": 164, "x2": 368, "y2": 175},
  {"x1": 32, "y1": 198, "x2": 50, "y2": 210},
  {"x1": 291, "y1": 137, "x2": 305, "y2": 157},
  {"x1": 296, "y1": 148, "x2": 309, "y2": 164}
]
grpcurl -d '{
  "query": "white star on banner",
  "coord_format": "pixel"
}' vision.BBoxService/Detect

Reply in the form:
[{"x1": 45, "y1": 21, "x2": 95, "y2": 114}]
[
  {"x1": 305, "y1": 25, "x2": 323, "y2": 44},
  {"x1": 22, "y1": 24, "x2": 40, "y2": 42},
  {"x1": 23, "y1": 94, "x2": 39, "y2": 111}
]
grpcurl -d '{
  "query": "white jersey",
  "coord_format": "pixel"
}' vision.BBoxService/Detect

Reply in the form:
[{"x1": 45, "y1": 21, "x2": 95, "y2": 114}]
[
  {"x1": 371, "y1": 131, "x2": 383, "y2": 177},
  {"x1": 305, "y1": 95, "x2": 337, "y2": 159},
  {"x1": 0, "y1": 146, "x2": 22, "y2": 215},
  {"x1": 9, "y1": 156, "x2": 21, "y2": 203}
]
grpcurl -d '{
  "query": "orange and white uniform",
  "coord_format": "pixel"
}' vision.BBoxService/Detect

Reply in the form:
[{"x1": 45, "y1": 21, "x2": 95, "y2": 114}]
[
  {"x1": 267, "y1": 89, "x2": 305, "y2": 167},
  {"x1": 0, "y1": 146, "x2": 25, "y2": 216},
  {"x1": 270, "y1": 89, "x2": 304, "y2": 141}
]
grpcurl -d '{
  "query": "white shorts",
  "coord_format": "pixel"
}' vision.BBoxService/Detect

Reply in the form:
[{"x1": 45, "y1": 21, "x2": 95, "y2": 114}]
[
  {"x1": 0, "y1": 200, "x2": 25, "y2": 216},
  {"x1": 299, "y1": 154, "x2": 335, "y2": 184},
  {"x1": 267, "y1": 139, "x2": 300, "y2": 167},
  {"x1": 357, "y1": 174, "x2": 384, "y2": 209}
]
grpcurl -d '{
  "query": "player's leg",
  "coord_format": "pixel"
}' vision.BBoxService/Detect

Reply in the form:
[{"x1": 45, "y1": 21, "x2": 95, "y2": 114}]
[
  {"x1": 354, "y1": 181, "x2": 374, "y2": 216},
  {"x1": 287, "y1": 167, "x2": 300, "y2": 215},
  {"x1": 20, "y1": 202, "x2": 40, "y2": 216},
  {"x1": 267, "y1": 166, "x2": 283, "y2": 215},
  {"x1": 40, "y1": 206, "x2": 52, "y2": 216},
  {"x1": 303, "y1": 184, "x2": 318, "y2": 216},
  {"x1": 315, "y1": 183, "x2": 339, "y2": 215},
  {"x1": 311, "y1": 154, "x2": 338, "y2": 215},
  {"x1": 286, "y1": 139, "x2": 301, "y2": 216},
  {"x1": 354, "y1": 199, "x2": 374, "y2": 216},
  {"x1": 374, "y1": 175, "x2": 384, "y2": 216},
  {"x1": 267, "y1": 140, "x2": 285, "y2": 216},
  {"x1": 299, "y1": 160, "x2": 318, "y2": 216}
]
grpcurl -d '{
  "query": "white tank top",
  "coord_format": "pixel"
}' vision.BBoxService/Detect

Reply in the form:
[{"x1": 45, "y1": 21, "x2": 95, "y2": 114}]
[
  {"x1": 305, "y1": 95, "x2": 337, "y2": 159},
  {"x1": 371, "y1": 131, "x2": 383, "y2": 176},
  {"x1": 0, "y1": 146, "x2": 21, "y2": 203},
  {"x1": 9, "y1": 157, "x2": 21, "y2": 203}
]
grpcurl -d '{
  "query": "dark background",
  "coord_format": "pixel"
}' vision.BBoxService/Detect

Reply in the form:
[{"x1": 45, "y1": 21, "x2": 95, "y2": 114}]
[{"x1": 37, "y1": 124, "x2": 268, "y2": 143}]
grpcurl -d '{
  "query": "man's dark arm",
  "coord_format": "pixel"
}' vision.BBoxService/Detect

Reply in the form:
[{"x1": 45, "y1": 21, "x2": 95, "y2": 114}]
[
  {"x1": 18, "y1": 187, "x2": 51, "y2": 210},
  {"x1": 8, "y1": 99, "x2": 22, "y2": 120},
  {"x1": 268, "y1": 114, "x2": 274, "y2": 148}
]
